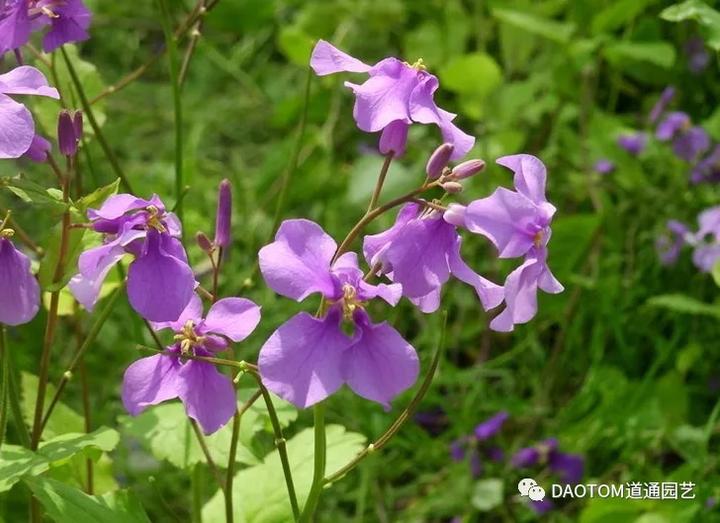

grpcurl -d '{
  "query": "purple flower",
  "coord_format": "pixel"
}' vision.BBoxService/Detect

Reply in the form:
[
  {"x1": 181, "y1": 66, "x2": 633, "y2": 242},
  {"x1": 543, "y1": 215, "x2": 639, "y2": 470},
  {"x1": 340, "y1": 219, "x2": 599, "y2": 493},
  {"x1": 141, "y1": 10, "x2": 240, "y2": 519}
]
[
  {"x1": 0, "y1": 0, "x2": 91, "y2": 55},
  {"x1": 0, "y1": 228, "x2": 40, "y2": 325},
  {"x1": 656, "y1": 112, "x2": 709, "y2": 161},
  {"x1": 21, "y1": 133, "x2": 50, "y2": 162},
  {"x1": 69, "y1": 194, "x2": 196, "y2": 322},
  {"x1": 258, "y1": 219, "x2": 418, "y2": 409},
  {"x1": 691, "y1": 145, "x2": 720, "y2": 184},
  {"x1": 0, "y1": 66, "x2": 59, "y2": 158},
  {"x1": 656, "y1": 220, "x2": 689, "y2": 266},
  {"x1": 57, "y1": 109, "x2": 82, "y2": 157},
  {"x1": 685, "y1": 37, "x2": 710, "y2": 74},
  {"x1": 648, "y1": 86, "x2": 675, "y2": 125},
  {"x1": 593, "y1": 159, "x2": 615, "y2": 175},
  {"x1": 310, "y1": 40, "x2": 474, "y2": 160},
  {"x1": 617, "y1": 132, "x2": 647, "y2": 156},
  {"x1": 449, "y1": 438, "x2": 467, "y2": 461},
  {"x1": 474, "y1": 411, "x2": 508, "y2": 440},
  {"x1": 214, "y1": 179, "x2": 232, "y2": 248},
  {"x1": 690, "y1": 206, "x2": 720, "y2": 273},
  {"x1": 530, "y1": 499, "x2": 554, "y2": 514},
  {"x1": 122, "y1": 294, "x2": 261, "y2": 434},
  {"x1": 512, "y1": 438, "x2": 584, "y2": 484},
  {"x1": 363, "y1": 202, "x2": 503, "y2": 314},
  {"x1": 463, "y1": 154, "x2": 563, "y2": 332}
]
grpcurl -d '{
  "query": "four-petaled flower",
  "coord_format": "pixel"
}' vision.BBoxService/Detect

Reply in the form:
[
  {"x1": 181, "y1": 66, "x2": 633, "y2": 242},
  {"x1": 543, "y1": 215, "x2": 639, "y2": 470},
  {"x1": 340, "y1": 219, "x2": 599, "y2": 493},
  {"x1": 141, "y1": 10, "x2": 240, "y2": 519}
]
[
  {"x1": 258, "y1": 219, "x2": 419, "y2": 409},
  {"x1": 69, "y1": 193, "x2": 196, "y2": 322},
  {"x1": 122, "y1": 294, "x2": 261, "y2": 434},
  {"x1": 461, "y1": 154, "x2": 563, "y2": 331},
  {"x1": 0, "y1": 66, "x2": 59, "y2": 159},
  {"x1": 310, "y1": 40, "x2": 474, "y2": 160},
  {"x1": 0, "y1": 0, "x2": 91, "y2": 55}
]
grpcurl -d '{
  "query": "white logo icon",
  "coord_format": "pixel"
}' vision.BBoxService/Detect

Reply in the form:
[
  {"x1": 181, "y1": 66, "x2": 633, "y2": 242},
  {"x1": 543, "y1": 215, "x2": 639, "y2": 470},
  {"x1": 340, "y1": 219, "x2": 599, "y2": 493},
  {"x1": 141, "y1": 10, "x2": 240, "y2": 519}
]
[{"x1": 518, "y1": 478, "x2": 546, "y2": 501}]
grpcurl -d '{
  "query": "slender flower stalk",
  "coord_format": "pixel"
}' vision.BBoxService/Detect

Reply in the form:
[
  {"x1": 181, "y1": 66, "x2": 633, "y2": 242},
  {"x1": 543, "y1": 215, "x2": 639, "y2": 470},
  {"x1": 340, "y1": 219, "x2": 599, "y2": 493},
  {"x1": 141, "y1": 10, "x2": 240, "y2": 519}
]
[{"x1": 0, "y1": 326, "x2": 9, "y2": 451}]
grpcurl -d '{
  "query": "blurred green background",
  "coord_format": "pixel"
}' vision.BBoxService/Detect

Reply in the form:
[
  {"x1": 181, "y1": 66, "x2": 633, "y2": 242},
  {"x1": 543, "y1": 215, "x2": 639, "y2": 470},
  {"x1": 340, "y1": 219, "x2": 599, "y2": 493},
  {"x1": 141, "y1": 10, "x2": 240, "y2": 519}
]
[{"x1": 2, "y1": 0, "x2": 720, "y2": 521}]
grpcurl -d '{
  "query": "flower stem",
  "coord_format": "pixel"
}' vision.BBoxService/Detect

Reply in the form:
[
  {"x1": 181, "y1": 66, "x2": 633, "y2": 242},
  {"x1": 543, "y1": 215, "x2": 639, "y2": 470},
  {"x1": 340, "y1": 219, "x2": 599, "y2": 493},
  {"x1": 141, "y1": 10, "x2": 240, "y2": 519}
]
[
  {"x1": 366, "y1": 153, "x2": 394, "y2": 213},
  {"x1": 79, "y1": 360, "x2": 93, "y2": 493},
  {"x1": 191, "y1": 463, "x2": 203, "y2": 523},
  {"x1": 224, "y1": 410, "x2": 240, "y2": 523},
  {"x1": 323, "y1": 311, "x2": 447, "y2": 485},
  {"x1": 39, "y1": 287, "x2": 122, "y2": 434},
  {"x1": 298, "y1": 402, "x2": 326, "y2": 522},
  {"x1": 157, "y1": 0, "x2": 185, "y2": 234},
  {"x1": 6, "y1": 335, "x2": 30, "y2": 448},
  {"x1": 0, "y1": 327, "x2": 9, "y2": 451},
  {"x1": 136, "y1": 344, "x2": 257, "y2": 371},
  {"x1": 59, "y1": 46, "x2": 135, "y2": 194},
  {"x1": 190, "y1": 419, "x2": 225, "y2": 490}
]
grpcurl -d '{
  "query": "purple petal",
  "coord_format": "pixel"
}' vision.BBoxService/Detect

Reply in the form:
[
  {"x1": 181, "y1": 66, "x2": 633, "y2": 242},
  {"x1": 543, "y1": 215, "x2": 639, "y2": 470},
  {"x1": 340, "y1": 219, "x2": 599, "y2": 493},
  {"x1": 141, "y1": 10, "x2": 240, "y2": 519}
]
[
  {"x1": 465, "y1": 188, "x2": 543, "y2": 258},
  {"x1": 648, "y1": 86, "x2": 675, "y2": 125},
  {"x1": 87, "y1": 193, "x2": 158, "y2": 221},
  {"x1": 474, "y1": 411, "x2": 509, "y2": 440},
  {"x1": 177, "y1": 359, "x2": 236, "y2": 434},
  {"x1": 408, "y1": 74, "x2": 474, "y2": 160},
  {"x1": 345, "y1": 58, "x2": 416, "y2": 132},
  {"x1": 202, "y1": 297, "x2": 261, "y2": 342},
  {"x1": 310, "y1": 40, "x2": 371, "y2": 76},
  {"x1": 672, "y1": 126, "x2": 709, "y2": 161},
  {"x1": 490, "y1": 257, "x2": 541, "y2": 332},
  {"x1": 549, "y1": 451, "x2": 584, "y2": 484},
  {"x1": 357, "y1": 280, "x2": 403, "y2": 306},
  {"x1": 378, "y1": 119, "x2": 409, "y2": 156},
  {"x1": 40, "y1": 0, "x2": 91, "y2": 53},
  {"x1": 497, "y1": 154, "x2": 548, "y2": 204},
  {"x1": 511, "y1": 446, "x2": 540, "y2": 468},
  {"x1": 121, "y1": 352, "x2": 182, "y2": 416},
  {"x1": 410, "y1": 288, "x2": 441, "y2": 313},
  {"x1": 448, "y1": 236, "x2": 504, "y2": 310},
  {"x1": 692, "y1": 244, "x2": 720, "y2": 272},
  {"x1": 0, "y1": 94, "x2": 34, "y2": 159},
  {"x1": 258, "y1": 309, "x2": 351, "y2": 408},
  {"x1": 150, "y1": 293, "x2": 204, "y2": 333},
  {"x1": 363, "y1": 204, "x2": 419, "y2": 269},
  {"x1": 0, "y1": 66, "x2": 59, "y2": 98},
  {"x1": 258, "y1": 219, "x2": 337, "y2": 301},
  {"x1": 0, "y1": 2, "x2": 31, "y2": 54},
  {"x1": 127, "y1": 230, "x2": 195, "y2": 322},
  {"x1": 342, "y1": 310, "x2": 419, "y2": 409},
  {"x1": 656, "y1": 112, "x2": 690, "y2": 141},
  {"x1": 22, "y1": 134, "x2": 51, "y2": 162},
  {"x1": 0, "y1": 238, "x2": 40, "y2": 325}
]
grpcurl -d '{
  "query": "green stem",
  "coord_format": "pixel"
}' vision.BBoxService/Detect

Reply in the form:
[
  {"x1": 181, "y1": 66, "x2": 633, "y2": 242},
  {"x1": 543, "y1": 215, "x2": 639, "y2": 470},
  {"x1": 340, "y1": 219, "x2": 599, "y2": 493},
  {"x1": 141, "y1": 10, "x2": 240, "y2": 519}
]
[
  {"x1": 324, "y1": 311, "x2": 447, "y2": 484},
  {"x1": 157, "y1": 0, "x2": 185, "y2": 234},
  {"x1": 59, "y1": 46, "x2": 134, "y2": 194},
  {"x1": 0, "y1": 327, "x2": 9, "y2": 451},
  {"x1": 39, "y1": 287, "x2": 121, "y2": 434},
  {"x1": 7, "y1": 343, "x2": 30, "y2": 448},
  {"x1": 298, "y1": 403, "x2": 326, "y2": 522},
  {"x1": 192, "y1": 463, "x2": 203, "y2": 523},
  {"x1": 136, "y1": 344, "x2": 256, "y2": 371},
  {"x1": 190, "y1": 419, "x2": 225, "y2": 490},
  {"x1": 366, "y1": 153, "x2": 393, "y2": 213}
]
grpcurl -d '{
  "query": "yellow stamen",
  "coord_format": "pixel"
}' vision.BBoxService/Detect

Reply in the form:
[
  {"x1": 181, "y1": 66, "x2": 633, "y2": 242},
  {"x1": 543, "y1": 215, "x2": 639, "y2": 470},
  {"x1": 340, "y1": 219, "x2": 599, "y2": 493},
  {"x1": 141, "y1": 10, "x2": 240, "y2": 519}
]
[
  {"x1": 340, "y1": 283, "x2": 363, "y2": 321},
  {"x1": 173, "y1": 320, "x2": 206, "y2": 356},
  {"x1": 145, "y1": 205, "x2": 167, "y2": 233},
  {"x1": 0, "y1": 228, "x2": 14, "y2": 239},
  {"x1": 410, "y1": 58, "x2": 427, "y2": 71},
  {"x1": 533, "y1": 231, "x2": 544, "y2": 248}
]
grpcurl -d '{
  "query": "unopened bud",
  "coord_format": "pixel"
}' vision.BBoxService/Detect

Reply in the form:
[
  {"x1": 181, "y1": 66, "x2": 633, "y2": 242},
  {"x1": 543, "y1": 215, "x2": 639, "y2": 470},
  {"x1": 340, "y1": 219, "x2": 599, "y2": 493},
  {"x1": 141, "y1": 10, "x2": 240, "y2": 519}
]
[
  {"x1": 441, "y1": 181, "x2": 464, "y2": 193},
  {"x1": 58, "y1": 110, "x2": 83, "y2": 157},
  {"x1": 196, "y1": 231, "x2": 213, "y2": 252},
  {"x1": 378, "y1": 120, "x2": 409, "y2": 157},
  {"x1": 214, "y1": 179, "x2": 232, "y2": 248},
  {"x1": 73, "y1": 111, "x2": 83, "y2": 141},
  {"x1": 443, "y1": 204, "x2": 467, "y2": 227},
  {"x1": 451, "y1": 159, "x2": 485, "y2": 180},
  {"x1": 425, "y1": 143, "x2": 454, "y2": 179}
]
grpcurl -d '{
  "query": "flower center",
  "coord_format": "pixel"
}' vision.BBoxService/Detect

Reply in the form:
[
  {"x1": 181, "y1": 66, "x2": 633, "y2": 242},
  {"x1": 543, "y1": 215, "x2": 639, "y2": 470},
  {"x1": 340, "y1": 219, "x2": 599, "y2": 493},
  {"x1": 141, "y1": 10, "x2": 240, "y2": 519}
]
[
  {"x1": 145, "y1": 205, "x2": 168, "y2": 233},
  {"x1": 533, "y1": 230, "x2": 544, "y2": 248},
  {"x1": 174, "y1": 320, "x2": 206, "y2": 356},
  {"x1": 410, "y1": 58, "x2": 427, "y2": 71},
  {"x1": 0, "y1": 228, "x2": 14, "y2": 239},
  {"x1": 340, "y1": 283, "x2": 364, "y2": 321}
]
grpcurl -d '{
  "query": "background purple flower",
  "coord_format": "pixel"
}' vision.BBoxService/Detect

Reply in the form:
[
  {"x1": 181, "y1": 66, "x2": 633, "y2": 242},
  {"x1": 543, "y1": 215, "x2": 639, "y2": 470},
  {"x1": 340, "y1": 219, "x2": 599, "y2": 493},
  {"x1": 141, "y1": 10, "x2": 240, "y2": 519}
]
[
  {"x1": 474, "y1": 411, "x2": 508, "y2": 440},
  {"x1": 656, "y1": 220, "x2": 689, "y2": 266},
  {"x1": 593, "y1": 159, "x2": 615, "y2": 175},
  {"x1": 0, "y1": 66, "x2": 59, "y2": 158},
  {"x1": 0, "y1": 232, "x2": 40, "y2": 325},
  {"x1": 648, "y1": 86, "x2": 675, "y2": 125},
  {"x1": 617, "y1": 132, "x2": 647, "y2": 156},
  {"x1": 310, "y1": 40, "x2": 474, "y2": 159},
  {"x1": 685, "y1": 37, "x2": 709, "y2": 74},
  {"x1": 258, "y1": 219, "x2": 418, "y2": 409},
  {"x1": 122, "y1": 294, "x2": 261, "y2": 434},
  {"x1": 690, "y1": 207, "x2": 720, "y2": 273},
  {"x1": 691, "y1": 145, "x2": 720, "y2": 184}
]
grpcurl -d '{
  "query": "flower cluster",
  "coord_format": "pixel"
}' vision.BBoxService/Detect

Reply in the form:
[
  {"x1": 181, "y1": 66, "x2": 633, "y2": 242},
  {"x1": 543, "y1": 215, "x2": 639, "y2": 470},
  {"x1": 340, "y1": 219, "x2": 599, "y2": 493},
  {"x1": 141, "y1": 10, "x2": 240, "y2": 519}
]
[
  {"x1": 449, "y1": 411, "x2": 508, "y2": 478},
  {"x1": 657, "y1": 207, "x2": 720, "y2": 273},
  {"x1": 0, "y1": 0, "x2": 91, "y2": 55}
]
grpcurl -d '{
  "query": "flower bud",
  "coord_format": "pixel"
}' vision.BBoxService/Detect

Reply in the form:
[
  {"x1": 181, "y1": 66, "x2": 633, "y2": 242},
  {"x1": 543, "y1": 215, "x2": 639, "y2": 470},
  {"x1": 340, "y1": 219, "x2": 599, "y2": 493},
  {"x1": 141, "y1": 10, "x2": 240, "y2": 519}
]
[
  {"x1": 451, "y1": 159, "x2": 485, "y2": 180},
  {"x1": 425, "y1": 143, "x2": 454, "y2": 179},
  {"x1": 441, "y1": 181, "x2": 464, "y2": 193},
  {"x1": 378, "y1": 120, "x2": 409, "y2": 157},
  {"x1": 195, "y1": 231, "x2": 213, "y2": 252},
  {"x1": 58, "y1": 110, "x2": 82, "y2": 156},
  {"x1": 73, "y1": 111, "x2": 84, "y2": 141},
  {"x1": 443, "y1": 203, "x2": 467, "y2": 227},
  {"x1": 214, "y1": 179, "x2": 232, "y2": 248}
]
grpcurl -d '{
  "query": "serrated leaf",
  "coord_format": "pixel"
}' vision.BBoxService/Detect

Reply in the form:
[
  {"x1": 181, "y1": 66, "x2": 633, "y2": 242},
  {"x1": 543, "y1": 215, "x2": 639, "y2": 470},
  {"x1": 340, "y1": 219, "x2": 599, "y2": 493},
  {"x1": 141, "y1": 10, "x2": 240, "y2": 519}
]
[
  {"x1": 646, "y1": 294, "x2": 720, "y2": 318},
  {"x1": 661, "y1": 0, "x2": 720, "y2": 51},
  {"x1": 0, "y1": 427, "x2": 119, "y2": 492},
  {"x1": 121, "y1": 402, "x2": 260, "y2": 470},
  {"x1": 25, "y1": 476, "x2": 150, "y2": 523},
  {"x1": 202, "y1": 424, "x2": 366, "y2": 523},
  {"x1": 493, "y1": 8, "x2": 575, "y2": 44}
]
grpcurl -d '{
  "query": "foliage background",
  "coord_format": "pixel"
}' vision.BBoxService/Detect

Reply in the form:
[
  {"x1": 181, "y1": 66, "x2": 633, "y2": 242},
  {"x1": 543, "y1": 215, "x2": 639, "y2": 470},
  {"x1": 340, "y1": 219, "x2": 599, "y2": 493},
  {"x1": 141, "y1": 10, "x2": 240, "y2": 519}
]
[{"x1": 2, "y1": 0, "x2": 720, "y2": 521}]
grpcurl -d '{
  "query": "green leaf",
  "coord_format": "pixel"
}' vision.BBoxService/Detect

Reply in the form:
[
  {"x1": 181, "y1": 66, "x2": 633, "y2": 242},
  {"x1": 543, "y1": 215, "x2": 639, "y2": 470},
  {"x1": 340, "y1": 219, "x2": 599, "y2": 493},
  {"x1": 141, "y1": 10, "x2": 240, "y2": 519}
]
[
  {"x1": 277, "y1": 26, "x2": 314, "y2": 67},
  {"x1": 75, "y1": 178, "x2": 120, "y2": 213},
  {"x1": 591, "y1": 0, "x2": 659, "y2": 34},
  {"x1": 439, "y1": 53, "x2": 502, "y2": 98},
  {"x1": 22, "y1": 372, "x2": 84, "y2": 440},
  {"x1": 493, "y1": 8, "x2": 575, "y2": 44},
  {"x1": 120, "y1": 402, "x2": 260, "y2": 470},
  {"x1": 712, "y1": 259, "x2": 720, "y2": 287},
  {"x1": 25, "y1": 476, "x2": 150, "y2": 523},
  {"x1": 604, "y1": 41, "x2": 676, "y2": 69},
  {"x1": 646, "y1": 294, "x2": 720, "y2": 318},
  {"x1": 0, "y1": 176, "x2": 66, "y2": 212},
  {"x1": 202, "y1": 424, "x2": 366, "y2": 523},
  {"x1": 661, "y1": 0, "x2": 720, "y2": 51},
  {"x1": 0, "y1": 427, "x2": 119, "y2": 492},
  {"x1": 471, "y1": 478, "x2": 504, "y2": 511}
]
